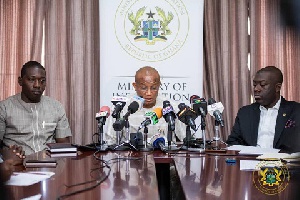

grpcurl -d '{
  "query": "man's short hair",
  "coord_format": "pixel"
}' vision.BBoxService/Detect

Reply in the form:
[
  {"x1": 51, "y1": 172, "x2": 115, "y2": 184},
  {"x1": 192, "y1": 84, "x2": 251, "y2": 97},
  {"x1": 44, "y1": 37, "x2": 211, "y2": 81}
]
[
  {"x1": 21, "y1": 61, "x2": 45, "y2": 77},
  {"x1": 257, "y1": 66, "x2": 283, "y2": 84}
]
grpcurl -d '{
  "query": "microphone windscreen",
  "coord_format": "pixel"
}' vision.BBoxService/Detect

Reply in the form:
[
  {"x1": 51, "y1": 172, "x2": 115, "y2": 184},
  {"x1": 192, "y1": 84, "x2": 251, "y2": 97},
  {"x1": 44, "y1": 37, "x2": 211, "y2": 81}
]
[
  {"x1": 153, "y1": 107, "x2": 163, "y2": 119},
  {"x1": 190, "y1": 95, "x2": 200, "y2": 104},
  {"x1": 132, "y1": 95, "x2": 144, "y2": 109},
  {"x1": 208, "y1": 98, "x2": 217, "y2": 105},
  {"x1": 128, "y1": 101, "x2": 139, "y2": 114},
  {"x1": 153, "y1": 137, "x2": 165, "y2": 148},
  {"x1": 111, "y1": 96, "x2": 127, "y2": 105},
  {"x1": 163, "y1": 100, "x2": 170, "y2": 108},
  {"x1": 178, "y1": 103, "x2": 186, "y2": 111},
  {"x1": 100, "y1": 106, "x2": 110, "y2": 117}
]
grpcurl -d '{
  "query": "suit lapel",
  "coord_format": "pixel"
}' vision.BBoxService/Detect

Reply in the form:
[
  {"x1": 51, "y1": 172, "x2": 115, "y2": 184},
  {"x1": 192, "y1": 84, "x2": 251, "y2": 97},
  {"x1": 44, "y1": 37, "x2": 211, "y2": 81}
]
[{"x1": 273, "y1": 98, "x2": 292, "y2": 147}]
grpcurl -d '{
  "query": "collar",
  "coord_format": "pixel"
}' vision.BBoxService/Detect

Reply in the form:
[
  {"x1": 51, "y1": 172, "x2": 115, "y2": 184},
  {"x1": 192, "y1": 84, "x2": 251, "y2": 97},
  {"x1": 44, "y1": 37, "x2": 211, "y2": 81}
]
[{"x1": 259, "y1": 96, "x2": 281, "y2": 111}]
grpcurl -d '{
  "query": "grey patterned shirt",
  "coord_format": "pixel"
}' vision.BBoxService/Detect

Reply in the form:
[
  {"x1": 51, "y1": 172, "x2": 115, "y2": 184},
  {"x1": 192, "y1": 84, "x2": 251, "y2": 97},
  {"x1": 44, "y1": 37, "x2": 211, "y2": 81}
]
[{"x1": 0, "y1": 93, "x2": 72, "y2": 155}]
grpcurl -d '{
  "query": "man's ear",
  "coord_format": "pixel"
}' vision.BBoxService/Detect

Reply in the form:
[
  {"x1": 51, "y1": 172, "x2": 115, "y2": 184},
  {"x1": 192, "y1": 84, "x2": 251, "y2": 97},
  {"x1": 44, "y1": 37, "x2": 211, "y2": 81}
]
[
  {"x1": 276, "y1": 83, "x2": 282, "y2": 93},
  {"x1": 132, "y1": 82, "x2": 137, "y2": 90},
  {"x1": 18, "y1": 77, "x2": 23, "y2": 86}
]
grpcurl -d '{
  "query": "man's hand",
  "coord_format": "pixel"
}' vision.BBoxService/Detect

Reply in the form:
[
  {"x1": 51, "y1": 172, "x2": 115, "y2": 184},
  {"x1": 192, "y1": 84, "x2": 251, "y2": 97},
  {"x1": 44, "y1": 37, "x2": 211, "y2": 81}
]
[
  {"x1": 0, "y1": 159, "x2": 14, "y2": 182},
  {"x1": 1, "y1": 145, "x2": 25, "y2": 165}
]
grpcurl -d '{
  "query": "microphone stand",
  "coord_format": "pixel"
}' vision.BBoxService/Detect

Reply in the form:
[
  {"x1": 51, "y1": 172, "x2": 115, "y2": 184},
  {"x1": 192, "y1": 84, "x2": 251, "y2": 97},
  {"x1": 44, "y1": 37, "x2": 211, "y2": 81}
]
[
  {"x1": 167, "y1": 123, "x2": 173, "y2": 147},
  {"x1": 181, "y1": 125, "x2": 191, "y2": 150},
  {"x1": 139, "y1": 126, "x2": 153, "y2": 151},
  {"x1": 212, "y1": 120, "x2": 226, "y2": 150},
  {"x1": 114, "y1": 119, "x2": 138, "y2": 151},
  {"x1": 181, "y1": 124, "x2": 205, "y2": 153},
  {"x1": 96, "y1": 118, "x2": 108, "y2": 151},
  {"x1": 201, "y1": 115, "x2": 206, "y2": 150},
  {"x1": 111, "y1": 118, "x2": 125, "y2": 151},
  {"x1": 213, "y1": 120, "x2": 220, "y2": 149},
  {"x1": 113, "y1": 111, "x2": 122, "y2": 146},
  {"x1": 166, "y1": 123, "x2": 179, "y2": 151}
]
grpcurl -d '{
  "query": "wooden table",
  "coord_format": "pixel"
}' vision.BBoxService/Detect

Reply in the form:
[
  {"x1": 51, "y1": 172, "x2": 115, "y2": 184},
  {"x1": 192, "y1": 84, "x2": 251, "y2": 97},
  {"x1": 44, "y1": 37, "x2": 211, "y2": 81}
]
[
  {"x1": 8, "y1": 151, "x2": 159, "y2": 200},
  {"x1": 7, "y1": 150, "x2": 300, "y2": 200}
]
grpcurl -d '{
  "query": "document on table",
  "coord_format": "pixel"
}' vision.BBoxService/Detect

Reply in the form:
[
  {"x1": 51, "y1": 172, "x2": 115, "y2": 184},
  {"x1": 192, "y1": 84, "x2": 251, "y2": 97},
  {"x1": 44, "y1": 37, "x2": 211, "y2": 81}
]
[
  {"x1": 21, "y1": 194, "x2": 42, "y2": 200},
  {"x1": 240, "y1": 160, "x2": 283, "y2": 171},
  {"x1": 227, "y1": 145, "x2": 280, "y2": 155},
  {"x1": 6, "y1": 171, "x2": 55, "y2": 186},
  {"x1": 240, "y1": 160, "x2": 261, "y2": 171},
  {"x1": 257, "y1": 152, "x2": 300, "y2": 162},
  {"x1": 257, "y1": 152, "x2": 300, "y2": 159}
]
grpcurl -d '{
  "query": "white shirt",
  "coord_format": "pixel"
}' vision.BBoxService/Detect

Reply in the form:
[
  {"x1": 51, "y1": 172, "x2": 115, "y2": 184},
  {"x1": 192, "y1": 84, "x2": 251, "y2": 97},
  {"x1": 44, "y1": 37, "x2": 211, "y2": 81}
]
[{"x1": 256, "y1": 97, "x2": 281, "y2": 148}]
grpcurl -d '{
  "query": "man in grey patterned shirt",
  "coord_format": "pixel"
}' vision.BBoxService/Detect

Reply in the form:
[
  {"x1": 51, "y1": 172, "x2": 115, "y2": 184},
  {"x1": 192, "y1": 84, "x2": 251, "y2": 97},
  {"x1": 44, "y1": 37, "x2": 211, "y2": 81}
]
[{"x1": 0, "y1": 61, "x2": 72, "y2": 155}]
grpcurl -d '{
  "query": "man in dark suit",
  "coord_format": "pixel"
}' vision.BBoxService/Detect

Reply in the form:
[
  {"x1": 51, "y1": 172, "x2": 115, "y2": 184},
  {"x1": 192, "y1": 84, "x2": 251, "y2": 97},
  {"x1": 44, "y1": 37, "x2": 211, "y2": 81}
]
[{"x1": 226, "y1": 66, "x2": 300, "y2": 153}]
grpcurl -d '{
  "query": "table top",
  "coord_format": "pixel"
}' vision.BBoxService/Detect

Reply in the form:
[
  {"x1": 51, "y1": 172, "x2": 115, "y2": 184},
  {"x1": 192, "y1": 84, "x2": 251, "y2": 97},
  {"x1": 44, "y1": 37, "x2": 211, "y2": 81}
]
[
  {"x1": 8, "y1": 151, "x2": 159, "y2": 200},
  {"x1": 173, "y1": 153, "x2": 300, "y2": 200},
  {"x1": 6, "y1": 149, "x2": 300, "y2": 200}
]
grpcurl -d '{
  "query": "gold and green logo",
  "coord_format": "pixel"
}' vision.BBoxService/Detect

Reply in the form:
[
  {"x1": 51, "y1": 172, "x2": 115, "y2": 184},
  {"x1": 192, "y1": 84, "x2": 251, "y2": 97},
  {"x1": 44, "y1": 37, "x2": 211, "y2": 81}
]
[
  {"x1": 128, "y1": 7, "x2": 173, "y2": 45},
  {"x1": 253, "y1": 160, "x2": 290, "y2": 195},
  {"x1": 115, "y1": 0, "x2": 189, "y2": 62}
]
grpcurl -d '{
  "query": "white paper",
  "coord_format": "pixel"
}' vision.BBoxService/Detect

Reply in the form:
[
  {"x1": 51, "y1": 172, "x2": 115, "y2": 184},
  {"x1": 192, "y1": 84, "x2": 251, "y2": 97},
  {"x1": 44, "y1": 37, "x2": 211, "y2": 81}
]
[
  {"x1": 227, "y1": 145, "x2": 280, "y2": 155},
  {"x1": 21, "y1": 194, "x2": 42, "y2": 200},
  {"x1": 240, "y1": 160, "x2": 283, "y2": 171},
  {"x1": 240, "y1": 160, "x2": 260, "y2": 171},
  {"x1": 257, "y1": 152, "x2": 300, "y2": 160},
  {"x1": 5, "y1": 171, "x2": 55, "y2": 186}
]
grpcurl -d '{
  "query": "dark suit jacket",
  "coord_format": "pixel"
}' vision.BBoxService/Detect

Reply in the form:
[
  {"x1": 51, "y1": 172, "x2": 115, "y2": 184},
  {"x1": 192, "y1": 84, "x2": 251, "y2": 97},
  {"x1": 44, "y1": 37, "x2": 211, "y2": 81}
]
[{"x1": 226, "y1": 97, "x2": 300, "y2": 153}]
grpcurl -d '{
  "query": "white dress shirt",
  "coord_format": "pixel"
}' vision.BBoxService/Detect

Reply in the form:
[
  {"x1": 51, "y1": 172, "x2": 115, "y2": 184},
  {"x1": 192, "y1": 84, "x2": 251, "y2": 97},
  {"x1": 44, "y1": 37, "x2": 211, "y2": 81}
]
[{"x1": 256, "y1": 97, "x2": 281, "y2": 148}]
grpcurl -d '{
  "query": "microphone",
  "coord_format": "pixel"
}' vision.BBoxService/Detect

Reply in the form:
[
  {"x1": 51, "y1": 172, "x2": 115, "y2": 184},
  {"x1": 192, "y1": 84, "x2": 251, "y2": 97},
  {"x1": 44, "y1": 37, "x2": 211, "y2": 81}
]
[
  {"x1": 131, "y1": 95, "x2": 145, "y2": 110},
  {"x1": 150, "y1": 134, "x2": 166, "y2": 152},
  {"x1": 190, "y1": 95, "x2": 207, "y2": 118},
  {"x1": 95, "y1": 106, "x2": 110, "y2": 126},
  {"x1": 190, "y1": 94, "x2": 200, "y2": 103},
  {"x1": 207, "y1": 98, "x2": 224, "y2": 127},
  {"x1": 111, "y1": 96, "x2": 127, "y2": 118},
  {"x1": 177, "y1": 103, "x2": 198, "y2": 131},
  {"x1": 162, "y1": 100, "x2": 176, "y2": 131},
  {"x1": 138, "y1": 107, "x2": 163, "y2": 131},
  {"x1": 123, "y1": 101, "x2": 140, "y2": 120}
]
